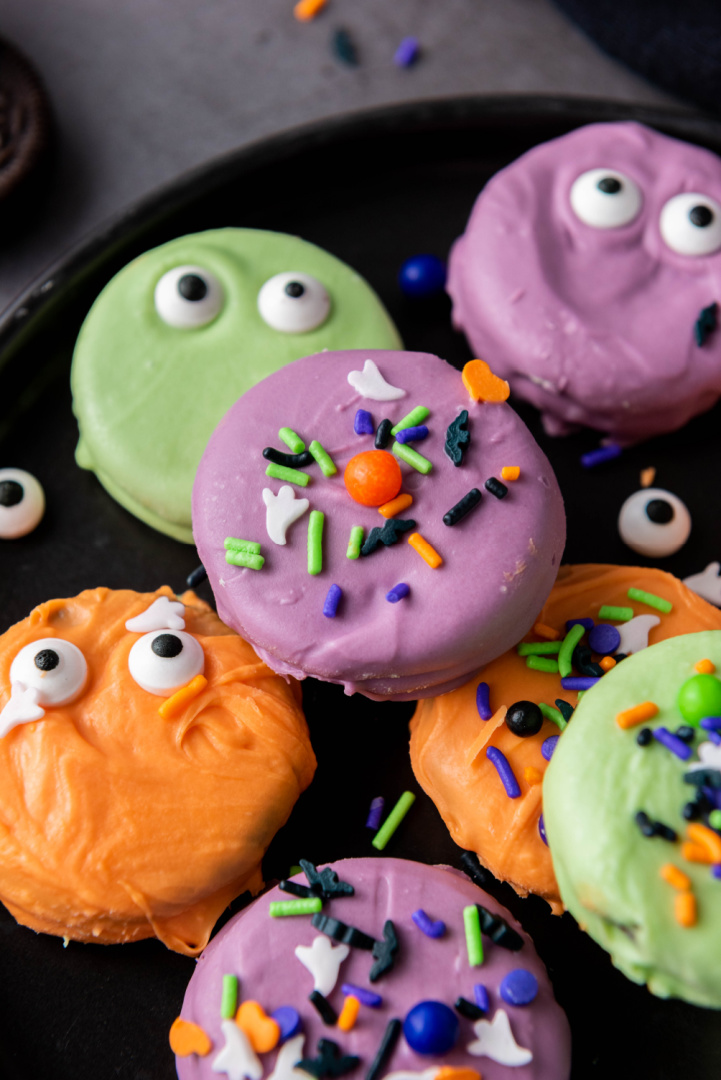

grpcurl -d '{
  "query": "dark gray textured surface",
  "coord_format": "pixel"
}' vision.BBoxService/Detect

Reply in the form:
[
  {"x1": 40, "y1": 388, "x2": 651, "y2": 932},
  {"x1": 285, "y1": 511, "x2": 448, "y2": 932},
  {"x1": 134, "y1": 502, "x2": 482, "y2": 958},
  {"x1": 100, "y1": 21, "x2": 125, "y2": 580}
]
[{"x1": 0, "y1": 0, "x2": 684, "y2": 315}]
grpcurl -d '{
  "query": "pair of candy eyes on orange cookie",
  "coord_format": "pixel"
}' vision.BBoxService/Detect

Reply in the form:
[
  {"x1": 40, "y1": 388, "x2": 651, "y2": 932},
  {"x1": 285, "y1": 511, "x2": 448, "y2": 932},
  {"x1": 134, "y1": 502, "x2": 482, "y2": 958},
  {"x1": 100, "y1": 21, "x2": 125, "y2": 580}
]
[
  {"x1": 156, "y1": 266, "x2": 331, "y2": 332},
  {"x1": 8, "y1": 626, "x2": 204, "y2": 711}
]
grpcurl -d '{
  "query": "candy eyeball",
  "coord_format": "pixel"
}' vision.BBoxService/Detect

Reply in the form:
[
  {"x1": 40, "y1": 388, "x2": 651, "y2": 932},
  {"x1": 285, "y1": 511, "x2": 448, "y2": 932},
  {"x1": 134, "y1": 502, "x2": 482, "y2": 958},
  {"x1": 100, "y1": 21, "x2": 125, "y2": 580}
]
[
  {"x1": 10, "y1": 638, "x2": 87, "y2": 706},
  {"x1": 154, "y1": 265, "x2": 224, "y2": 328},
  {"x1": 569, "y1": 168, "x2": 643, "y2": 229},
  {"x1": 257, "y1": 272, "x2": 331, "y2": 332},
  {"x1": 617, "y1": 487, "x2": 691, "y2": 557},
  {"x1": 0, "y1": 468, "x2": 45, "y2": 539},
  {"x1": 128, "y1": 629, "x2": 204, "y2": 695},
  {"x1": 659, "y1": 192, "x2": 721, "y2": 256}
]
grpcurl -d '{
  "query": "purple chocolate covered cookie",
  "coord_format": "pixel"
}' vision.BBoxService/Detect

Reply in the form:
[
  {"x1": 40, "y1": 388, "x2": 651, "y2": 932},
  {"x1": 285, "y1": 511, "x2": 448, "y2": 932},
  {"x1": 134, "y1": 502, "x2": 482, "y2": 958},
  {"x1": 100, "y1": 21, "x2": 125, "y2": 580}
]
[
  {"x1": 192, "y1": 350, "x2": 565, "y2": 700},
  {"x1": 172, "y1": 858, "x2": 571, "y2": 1080},
  {"x1": 447, "y1": 122, "x2": 721, "y2": 444}
]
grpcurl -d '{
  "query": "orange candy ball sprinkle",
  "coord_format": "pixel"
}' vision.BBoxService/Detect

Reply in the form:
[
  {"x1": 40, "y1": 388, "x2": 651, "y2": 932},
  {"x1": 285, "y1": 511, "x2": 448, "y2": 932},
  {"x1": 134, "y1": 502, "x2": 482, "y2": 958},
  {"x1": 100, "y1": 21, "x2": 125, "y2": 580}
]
[{"x1": 344, "y1": 450, "x2": 402, "y2": 507}]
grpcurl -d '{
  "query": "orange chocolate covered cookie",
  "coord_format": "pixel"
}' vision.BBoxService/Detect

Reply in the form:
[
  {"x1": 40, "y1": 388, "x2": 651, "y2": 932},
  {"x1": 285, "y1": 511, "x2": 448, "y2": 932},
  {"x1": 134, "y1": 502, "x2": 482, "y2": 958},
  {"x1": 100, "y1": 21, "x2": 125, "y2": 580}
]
[
  {"x1": 0, "y1": 586, "x2": 315, "y2": 954},
  {"x1": 410, "y1": 564, "x2": 721, "y2": 913}
]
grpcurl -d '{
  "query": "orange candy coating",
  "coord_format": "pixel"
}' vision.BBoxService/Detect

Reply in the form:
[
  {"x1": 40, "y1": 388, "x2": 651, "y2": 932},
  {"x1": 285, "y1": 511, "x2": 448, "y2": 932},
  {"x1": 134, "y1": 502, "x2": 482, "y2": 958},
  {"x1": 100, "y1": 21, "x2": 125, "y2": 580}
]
[{"x1": 344, "y1": 450, "x2": 402, "y2": 507}]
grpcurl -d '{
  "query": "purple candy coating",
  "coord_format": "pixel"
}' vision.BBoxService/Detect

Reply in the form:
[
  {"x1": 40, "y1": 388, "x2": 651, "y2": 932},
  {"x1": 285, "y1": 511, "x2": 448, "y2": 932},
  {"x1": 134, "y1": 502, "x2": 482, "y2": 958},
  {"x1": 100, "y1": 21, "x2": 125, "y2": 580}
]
[
  {"x1": 354, "y1": 408, "x2": 374, "y2": 435},
  {"x1": 271, "y1": 1006, "x2": 302, "y2": 1042},
  {"x1": 486, "y1": 746, "x2": 521, "y2": 798},
  {"x1": 500, "y1": 969, "x2": 539, "y2": 1007},
  {"x1": 396, "y1": 425, "x2": 429, "y2": 444},
  {"x1": 473, "y1": 984, "x2": 490, "y2": 1012},
  {"x1": 588, "y1": 622, "x2": 621, "y2": 656},
  {"x1": 653, "y1": 726, "x2": 693, "y2": 761},
  {"x1": 566, "y1": 617, "x2": 594, "y2": 632},
  {"x1": 476, "y1": 681, "x2": 492, "y2": 721},
  {"x1": 323, "y1": 583, "x2": 342, "y2": 618},
  {"x1": 542, "y1": 736, "x2": 559, "y2": 761}
]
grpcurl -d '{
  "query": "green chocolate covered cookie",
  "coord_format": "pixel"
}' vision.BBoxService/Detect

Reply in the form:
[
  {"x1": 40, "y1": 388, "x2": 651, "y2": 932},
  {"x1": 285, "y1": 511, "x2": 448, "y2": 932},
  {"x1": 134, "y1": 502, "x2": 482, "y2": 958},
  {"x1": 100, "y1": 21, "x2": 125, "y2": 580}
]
[
  {"x1": 71, "y1": 229, "x2": 402, "y2": 542},
  {"x1": 545, "y1": 630, "x2": 721, "y2": 1007}
]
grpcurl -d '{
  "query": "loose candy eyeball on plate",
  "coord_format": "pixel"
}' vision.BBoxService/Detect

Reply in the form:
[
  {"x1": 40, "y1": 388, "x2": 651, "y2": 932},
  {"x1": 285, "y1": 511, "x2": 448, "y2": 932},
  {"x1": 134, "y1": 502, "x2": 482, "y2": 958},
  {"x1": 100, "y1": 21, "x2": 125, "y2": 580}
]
[
  {"x1": 0, "y1": 468, "x2": 45, "y2": 538},
  {"x1": 617, "y1": 487, "x2": 691, "y2": 557}
]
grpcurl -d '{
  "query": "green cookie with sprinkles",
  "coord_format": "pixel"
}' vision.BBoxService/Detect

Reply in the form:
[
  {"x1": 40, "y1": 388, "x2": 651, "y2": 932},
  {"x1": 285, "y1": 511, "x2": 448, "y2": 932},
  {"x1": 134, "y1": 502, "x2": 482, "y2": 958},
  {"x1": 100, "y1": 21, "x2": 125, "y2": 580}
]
[{"x1": 544, "y1": 630, "x2": 721, "y2": 1007}]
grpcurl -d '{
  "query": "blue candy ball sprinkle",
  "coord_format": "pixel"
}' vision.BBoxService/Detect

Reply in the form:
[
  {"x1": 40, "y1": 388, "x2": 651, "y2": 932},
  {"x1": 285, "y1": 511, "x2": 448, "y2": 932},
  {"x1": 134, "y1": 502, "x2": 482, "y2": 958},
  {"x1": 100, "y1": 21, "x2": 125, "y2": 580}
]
[
  {"x1": 403, "y1": 1000, "x2": 458, "y2": 1055},
  {"x1": 398, "y1": 254, "x2": 447, "y2": 298},
  {"x1": 500, "y1": 969, "x2": 538, "y2": 1007}
]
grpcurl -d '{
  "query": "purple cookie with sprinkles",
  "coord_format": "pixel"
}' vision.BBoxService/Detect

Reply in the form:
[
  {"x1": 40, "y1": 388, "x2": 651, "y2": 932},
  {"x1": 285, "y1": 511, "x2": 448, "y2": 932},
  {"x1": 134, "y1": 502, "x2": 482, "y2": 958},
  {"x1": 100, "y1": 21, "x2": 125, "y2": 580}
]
[
  {"x1": 192, "y1": 350, "x2": 566, "y2": 700},
  {"x1": 171, "y1": 857, "x2": 571, "y2": 1079}
]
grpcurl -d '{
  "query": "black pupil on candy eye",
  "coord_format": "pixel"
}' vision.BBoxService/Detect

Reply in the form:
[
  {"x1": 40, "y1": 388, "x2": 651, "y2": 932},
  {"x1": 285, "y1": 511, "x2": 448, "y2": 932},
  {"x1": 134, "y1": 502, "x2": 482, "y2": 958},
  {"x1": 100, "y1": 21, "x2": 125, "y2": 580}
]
[
  {"x1": 597, "y1": 177, "x2": 621, "y2": 194},
  {"x1": 151, "y1": 634, "x2": 183, "y2": 658},
  {"x1": 0, "y1": 480, "x2": 23, "y2": 507},
  {"x1": 177, "y1": 274, "x2": 208, "y2": 302},
  {"x1": 645, "y1": 498, "x2": 674, "y2": 525},
  {"x1": 34, "y1": 649, "x2": 59, "y2": 671},
  {"x1": 285, "y1": 281, "x2": 305, "y2": 299},
  {"x1": 689, "y1": 205, "x2": 713, "y2": 228}
]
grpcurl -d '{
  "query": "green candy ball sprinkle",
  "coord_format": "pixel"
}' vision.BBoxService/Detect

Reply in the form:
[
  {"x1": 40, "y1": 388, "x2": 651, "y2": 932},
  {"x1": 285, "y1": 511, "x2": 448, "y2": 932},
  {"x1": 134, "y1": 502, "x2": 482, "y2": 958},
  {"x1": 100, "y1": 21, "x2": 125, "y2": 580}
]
[{"x1": 677, "y1": 673, "x2": 721, "y2": 726}]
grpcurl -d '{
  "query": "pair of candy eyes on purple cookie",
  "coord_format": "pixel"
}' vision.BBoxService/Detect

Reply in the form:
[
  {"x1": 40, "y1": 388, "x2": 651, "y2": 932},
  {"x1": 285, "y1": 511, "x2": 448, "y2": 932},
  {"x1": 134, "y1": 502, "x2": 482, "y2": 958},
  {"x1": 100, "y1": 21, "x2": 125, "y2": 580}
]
[
  {"x1": 571, "y1": 169, "x2": 721, "y2": 256},
  {"x1": 155, "y1": 266, "x2": 331, "y2": 332}
]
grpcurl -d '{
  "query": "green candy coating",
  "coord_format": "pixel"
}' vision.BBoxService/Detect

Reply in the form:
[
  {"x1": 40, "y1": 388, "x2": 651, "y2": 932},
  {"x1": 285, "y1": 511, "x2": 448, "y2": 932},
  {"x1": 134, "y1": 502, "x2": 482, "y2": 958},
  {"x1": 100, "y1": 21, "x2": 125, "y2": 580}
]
[
  {"x1": 71, "y1": 228, "x2": 402, "y2": 542},
  {"x1": 677, "y1": 672, "x2": 721, "y2": 726}
]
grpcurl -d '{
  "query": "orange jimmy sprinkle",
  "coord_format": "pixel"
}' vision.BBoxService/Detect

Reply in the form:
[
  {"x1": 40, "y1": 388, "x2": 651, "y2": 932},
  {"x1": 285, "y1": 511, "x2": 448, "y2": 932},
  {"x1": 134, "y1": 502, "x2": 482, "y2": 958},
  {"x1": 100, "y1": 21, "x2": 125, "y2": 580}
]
[
  {"x1": 378, "y1": 492, "x2": 413, "y2": 518},
  {"x1": 533, "y1": 622, "x2": 560, "y2": 641},
  {"x1": 681, "y1": 841, "x2": 713, "y2": 865},
  {"x1": 501, "y1": 466, "x2": 520, "y2": 481},
  {"x1": 674, "y1": 891, "x2": 697, "y2": 928},
  {"x1": 236, "y1": 1001, "x2": 280, "y2": 1053},
  {"x1": 408, "y1": 532, "x2": 443, "y2": 569},
  {"x1": 695, "y1": 658, "x2": 716, "y2": 674},
  {"x1": 158, "y1": 674, "x2": 208, "y2": 720},
  {"x1": 640, "y1": 467, "x2": 656, "y2": 488},
  {"x1": 660, "y1": 863, "x2": 691, "y2": 891},
  {"x1": 169, "y1": 1017, "x2": 212, "y2": 1057},
  {"x1": 599, "y1": 656, "x2": 617, "y2": 673},
  {"x1": 294, "y1": 0, "x2": 328, "y2": 20},
  {"x1": 616, "y1": 701, "x2": 659, "y2": 729},
  {"x1": 461, "y1": 359, "x2": 510, "y2": 403},
  {"x1": 524, "y1": 766, "x2": 543, "y2": 785},
  {"x1": 344, "y1": 450, "x2": 402, "y2": 507},
  {"x1": 337, "y1": 995, "x2": 360, "y2": 1032},
  {"x1": 687, "y1": 822, "x2": 721, "y2": 863},
  {"x1": 436, "y1": 1068, "x2": 481, "y2": 1080}
]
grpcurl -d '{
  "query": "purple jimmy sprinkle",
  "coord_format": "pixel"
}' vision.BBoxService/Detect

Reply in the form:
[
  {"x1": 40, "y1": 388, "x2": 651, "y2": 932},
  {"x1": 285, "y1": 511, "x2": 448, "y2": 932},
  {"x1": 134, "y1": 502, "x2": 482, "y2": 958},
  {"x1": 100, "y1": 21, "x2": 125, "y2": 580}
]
[
  {"x1": 354, "y1": 409, "x2": 374, "y2": 435},
  {"x1": 580, "y1": 444, "x2": 622, "y2": 468},
  {"x1": 566, "y1": 617, "x2": 594, "y2": 632},
  {"x1": 703, "y1": 786, "x2": 721, "y2": 809},
  {"x1": 712, "y1": 865, "x2": 721, "y2": 880},
  {"x1": 341, "y1": 984, "x2": 383, "y2": 1007},
  {"x1": 395, "y1": 425, "x2": 429, "y2": 445},
  {"x1": 706, "y1": 730, "x2": 721, "y2": 746},
  {"x1": 561, "y1": 676, "x2": 599, "y2": 691},
  {"x1": 538, "y1": 813, "x2": 548, "y2": 846},
  {"x1": 542, "y1": 736, "x2": 559, "y2": 761},
  {"x1": 393, "y1": 36, "x2": 420, "y2": 67},
  {"x1": 366, "y1": 796, "x2": 384, "y2": 830},
  {"x1": 323, "y1": 584, "x2": 343, "y2": 618},
  {"x1": 701, "y1": 717, "x2": 721, "y2": 732},
  {"x1": 653, "y1": 726, "x2": 693, "y2": 761},
  {"x1": 476, "y1": 681, "x2": 492, "y2": 721},
  {"x1": 486, "y1": 746, "x2": 521, "y2": 798},
  {"x1": 386, "y1": 583, "x2": 410, "y2": 603},
  {"x1": 473, "y1": 985, "x2": 490, "y2": 1012},
  {"x1": 411, "y1": 909, "x2": 446, "y2": 938}
]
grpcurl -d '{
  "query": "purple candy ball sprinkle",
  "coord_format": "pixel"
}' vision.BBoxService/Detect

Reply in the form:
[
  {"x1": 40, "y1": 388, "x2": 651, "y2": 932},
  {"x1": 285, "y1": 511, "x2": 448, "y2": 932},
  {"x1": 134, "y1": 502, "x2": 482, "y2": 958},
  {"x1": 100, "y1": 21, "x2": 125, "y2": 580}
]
[
  {"x1": 476, "y1": 681, "x2": 492, "y2": 721},
  {"x1": 272, "y1": 1006, "x2": 302, "y2": 1042},
  {"x1": 588, "y1": 622, "x2": 621, "y2": 656},
  {"x1": 500, "y1": 969, "x2": 539, "y2": 1007},
  {"x1": 542, "y1": 736, "x2": 559, "y2": 761},
  {"x1": 486, "y1": 746, "x2": 521, "y2": 798}
]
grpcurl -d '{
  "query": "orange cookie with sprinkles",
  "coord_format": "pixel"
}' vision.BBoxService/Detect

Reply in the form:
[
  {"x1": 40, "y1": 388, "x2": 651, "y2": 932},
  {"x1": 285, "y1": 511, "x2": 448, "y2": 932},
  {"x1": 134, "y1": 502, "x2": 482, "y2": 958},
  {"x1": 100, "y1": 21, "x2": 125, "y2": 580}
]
[
  {"x1": 545, "y1": 629, "x2": 721, "y2": 1006},
  {"x1": 410, "y1": 564, "x2": 721, "y2": 912},
  {"x1": 0, "y1": 586, "x2": 315, "y2": 954},
  {"x1": 192, "y1": 350, "x2": 566, "y2": 701}
]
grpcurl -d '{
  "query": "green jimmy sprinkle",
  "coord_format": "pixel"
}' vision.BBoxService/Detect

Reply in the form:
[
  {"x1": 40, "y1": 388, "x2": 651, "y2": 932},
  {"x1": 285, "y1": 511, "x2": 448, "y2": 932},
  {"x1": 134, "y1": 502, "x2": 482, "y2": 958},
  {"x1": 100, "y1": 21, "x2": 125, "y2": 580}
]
[
  {"x1": 346, "y1": 525, "x2": 364, "y2": 560},
  {"x1": 392, "y1": 441, "x2": 432, "y2": 475},
  {"x1": 372, "y1": 791, "x2": 416, "y2": 851},
  {"x1": 627, "y1": 587, "x2": 673, "y2": 614},
  {"x1": 308, "y1": 510, "x2": 325, "y2": 575},
  {"x1": 538, "y1": 702, "x2": 567, "y2": 731},
  {"x1": 269, "y1": 897, "x2": 323, "y2": 917},
  {"x1": 390, "y1": 406, "x2": 430, "y2": 436},
  {"x1": 517, "y1": 641, "x2": 562, "y2": 656},
  {"x1": 463, "y1": 904, "x2": 483, "y2": 967},
  {"x1": 558, "y1": 623, "x2": 585, "y2": 678},
  {"x1": 265, "y1": 462, "x2": 310, "y2": 487},
  {"x1": 224, "y1": 537, "x2": 264, "y2": 570},
  {"x1": 278, "y1": 427, "x2": 306, "y2": 453},
  {"x1": 224, "y1": 537, "x2": 261, "y2": 553},
  {"x1": 220, "y1": 974, "x2": 239, "y2": 1019},
  {"x1": 598, "y1": 605, "x2": 634, "y2": 622},
  {"x1": 526, "y1": 655, "x2": 559, "y2": 674},
  {"x1": 309, "y1": 440, "x2": 337, "y2": 478}
]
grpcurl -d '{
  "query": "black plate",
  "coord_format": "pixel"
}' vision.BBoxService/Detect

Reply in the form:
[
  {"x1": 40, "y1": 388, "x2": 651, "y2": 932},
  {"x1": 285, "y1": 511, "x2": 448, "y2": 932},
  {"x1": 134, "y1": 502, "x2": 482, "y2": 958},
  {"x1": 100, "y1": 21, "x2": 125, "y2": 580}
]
[{"x1": 2, "y1": 96, "x2": 721, "y2": 1080}]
